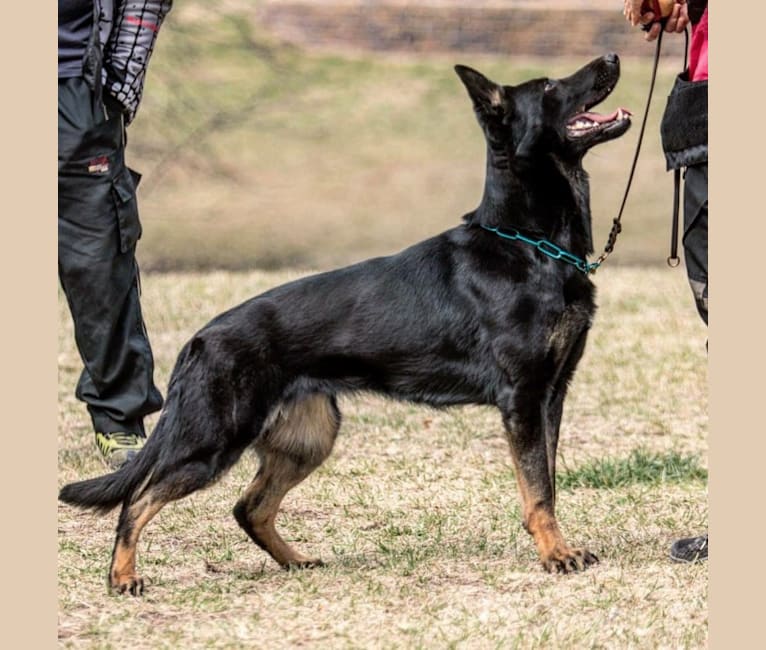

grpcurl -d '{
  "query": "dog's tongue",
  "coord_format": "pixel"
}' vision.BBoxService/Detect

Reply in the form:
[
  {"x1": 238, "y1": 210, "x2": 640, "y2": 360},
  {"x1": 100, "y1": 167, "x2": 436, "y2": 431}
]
[{"x1": 574, "y1": 107, "x2": 632, "y2": 124}]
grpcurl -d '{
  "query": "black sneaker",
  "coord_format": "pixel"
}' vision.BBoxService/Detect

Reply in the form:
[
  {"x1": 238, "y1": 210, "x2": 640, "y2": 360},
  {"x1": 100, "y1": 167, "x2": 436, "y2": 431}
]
[
  {"x1": 670, "y1": 534, "x2": 708, "y2": 563},
  {"x1": 95, "y1": 432, "x2": 145, "y2": 470}
]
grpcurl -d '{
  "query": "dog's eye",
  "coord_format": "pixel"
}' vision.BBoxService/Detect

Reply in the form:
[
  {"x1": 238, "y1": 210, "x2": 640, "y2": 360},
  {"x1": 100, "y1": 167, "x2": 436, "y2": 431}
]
[{"x1": 544, "y1": 81, "x2": 556, "y2": 94}]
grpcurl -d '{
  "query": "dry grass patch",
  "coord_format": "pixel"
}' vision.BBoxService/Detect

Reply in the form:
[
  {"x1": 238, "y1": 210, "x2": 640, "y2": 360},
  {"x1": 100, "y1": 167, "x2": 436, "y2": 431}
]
[{"x1": 58, "y1": 266, "x2": 707, "y2": 648}]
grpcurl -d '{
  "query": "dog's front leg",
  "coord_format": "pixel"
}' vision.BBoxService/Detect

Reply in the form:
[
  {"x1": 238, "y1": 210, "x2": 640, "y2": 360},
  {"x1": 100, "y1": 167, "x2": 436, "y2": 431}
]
[{"x1": 500, "y1": 387, "x2": 598, "y2": 573}]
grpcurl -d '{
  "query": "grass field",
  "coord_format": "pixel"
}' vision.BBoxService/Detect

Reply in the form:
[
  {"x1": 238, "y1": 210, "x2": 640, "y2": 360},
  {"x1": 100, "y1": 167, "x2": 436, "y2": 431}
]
[
  {"x1": 58, "y1": 267, "x2": 708, "y2": 648},
  {"x1": 58, "y1": 5, "x2": 708, "y2": 646}
]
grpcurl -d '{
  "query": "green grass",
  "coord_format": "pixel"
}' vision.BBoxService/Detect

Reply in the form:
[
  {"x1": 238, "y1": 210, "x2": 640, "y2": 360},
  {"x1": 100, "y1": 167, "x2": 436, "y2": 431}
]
[
  {"x1": 558, "y1": 449, "x2": 708, "y2": 491},
  {"x1": 58, "y1": 266, "x2": 707, "y2": 648}
]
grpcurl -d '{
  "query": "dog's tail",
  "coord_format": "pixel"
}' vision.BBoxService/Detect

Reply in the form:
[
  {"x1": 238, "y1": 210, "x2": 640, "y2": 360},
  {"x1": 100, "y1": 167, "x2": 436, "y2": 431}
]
[
  {"x1": 57, "y1": 396, "x2": 181, "y2": 512},
  {"x1": 59, "y1": 345, "x2": 193, "y2": 514},
  {"x1": 58, "y1": 431, "x2": 161, "y2": 513}
]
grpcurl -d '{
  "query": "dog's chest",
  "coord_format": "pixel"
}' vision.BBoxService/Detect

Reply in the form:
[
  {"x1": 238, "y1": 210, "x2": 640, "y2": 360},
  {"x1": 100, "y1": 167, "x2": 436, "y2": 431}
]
[{"x1": 488, "y1": 286, "x2": 594, "y2": 383}]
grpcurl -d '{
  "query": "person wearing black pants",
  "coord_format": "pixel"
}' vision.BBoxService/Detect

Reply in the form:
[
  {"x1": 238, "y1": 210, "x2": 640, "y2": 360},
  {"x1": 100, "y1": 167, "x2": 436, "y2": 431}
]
[
  {"x1": 681, "y1": 163, "x2": 707, "y2": 327},
  {"x1": 624, "y1": 0, "x2": 708, "y2": 563},
  {"x1": 58, "y1": 0, "x2": 172, "y2": 468}
]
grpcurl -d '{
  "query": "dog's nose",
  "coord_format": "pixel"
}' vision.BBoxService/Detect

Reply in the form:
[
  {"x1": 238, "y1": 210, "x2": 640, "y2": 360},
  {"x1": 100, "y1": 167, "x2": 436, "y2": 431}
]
[{"x1": 604, "y1": 53, "x2": 619, "y2": 65}]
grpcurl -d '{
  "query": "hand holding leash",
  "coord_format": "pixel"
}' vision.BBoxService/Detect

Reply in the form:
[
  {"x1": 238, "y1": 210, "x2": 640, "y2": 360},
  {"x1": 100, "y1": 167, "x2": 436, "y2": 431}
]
[{"x1": 624, "y1": 1, "x2": 690, "y2": 41}]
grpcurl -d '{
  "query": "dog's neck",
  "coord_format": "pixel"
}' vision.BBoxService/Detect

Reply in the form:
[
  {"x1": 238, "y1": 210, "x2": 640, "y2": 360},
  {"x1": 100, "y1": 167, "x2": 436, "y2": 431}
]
[{"x1": 469, "y1": 151, "x2": 594, "y2": 256}]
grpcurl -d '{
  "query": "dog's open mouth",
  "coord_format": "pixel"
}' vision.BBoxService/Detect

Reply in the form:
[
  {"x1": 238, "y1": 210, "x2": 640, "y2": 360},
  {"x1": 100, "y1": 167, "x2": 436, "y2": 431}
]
[{"x1": 566, "y1": 107, "x2": 632, "y2": 138}]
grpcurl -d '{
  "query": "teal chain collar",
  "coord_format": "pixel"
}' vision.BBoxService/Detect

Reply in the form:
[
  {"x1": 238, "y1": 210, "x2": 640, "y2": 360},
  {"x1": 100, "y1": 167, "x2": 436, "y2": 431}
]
[{"x1": 480, "y1": 224, "x2": 600, "y2": 275}]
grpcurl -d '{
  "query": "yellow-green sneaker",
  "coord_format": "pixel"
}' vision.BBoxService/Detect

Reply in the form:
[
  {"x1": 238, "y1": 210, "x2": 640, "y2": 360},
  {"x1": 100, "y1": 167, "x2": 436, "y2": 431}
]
[{"x1": 95, "y1": 432, "x2": 145, "y2": 470}]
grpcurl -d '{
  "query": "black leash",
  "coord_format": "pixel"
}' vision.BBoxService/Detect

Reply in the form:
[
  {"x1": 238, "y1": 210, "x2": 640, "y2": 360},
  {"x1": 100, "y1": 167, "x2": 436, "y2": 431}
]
[
  {"x1": 592, "y1": 29, "x2": 665, "y2": 271},
  {"x1": 593, "y1": 23, "x2": 689, "y2": 272}
]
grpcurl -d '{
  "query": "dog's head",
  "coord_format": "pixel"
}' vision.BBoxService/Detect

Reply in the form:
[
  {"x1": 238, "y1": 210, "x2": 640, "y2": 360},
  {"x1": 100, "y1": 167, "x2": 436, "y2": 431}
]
[{"x1": 455, "y1": 54, "x2": 631, "y2": 164}]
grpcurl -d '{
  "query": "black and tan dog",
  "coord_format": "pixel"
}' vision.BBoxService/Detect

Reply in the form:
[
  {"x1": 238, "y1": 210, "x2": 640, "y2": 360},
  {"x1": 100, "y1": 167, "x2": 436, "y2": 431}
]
[{"x1": 60, "y1": 54, "x2": 632, "y2": 595}]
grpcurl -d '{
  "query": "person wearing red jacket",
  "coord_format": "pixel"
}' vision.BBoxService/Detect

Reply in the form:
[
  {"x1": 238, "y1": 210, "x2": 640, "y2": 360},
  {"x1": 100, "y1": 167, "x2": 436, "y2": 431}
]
[{"x1": 624, "y1": 0, "x2": 708, "y2": 564}]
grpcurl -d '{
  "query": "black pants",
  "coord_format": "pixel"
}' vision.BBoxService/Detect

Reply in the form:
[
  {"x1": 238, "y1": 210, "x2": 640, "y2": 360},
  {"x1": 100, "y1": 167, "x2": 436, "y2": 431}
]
[
  {"x1": 58, "y1": 77, "x2": 163, "y2": 436},
  {"x1": 683, "y1": 163, "x2": 708, "y2": 325}
]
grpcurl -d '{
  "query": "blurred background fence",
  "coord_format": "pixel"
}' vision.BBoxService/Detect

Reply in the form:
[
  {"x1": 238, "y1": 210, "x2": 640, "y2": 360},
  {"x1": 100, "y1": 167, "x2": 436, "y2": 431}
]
[
  {"x1": 256, "y1": 0, "x2": 685, "y2": 58},
  {"x1": 126, "y1": 0, "x2": 688, "y2": 271}
]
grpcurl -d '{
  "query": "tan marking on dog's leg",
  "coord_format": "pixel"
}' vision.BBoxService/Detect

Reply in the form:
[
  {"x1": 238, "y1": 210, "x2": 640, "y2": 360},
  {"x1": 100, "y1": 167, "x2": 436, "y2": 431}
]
[
  {"x1": 263, "y1": 393, "x2": 339, "y2": 465},
  {"x1": 244, "y1": 464, "x2": 320, "y2": 567},
  {"x1": 109, "y1": 496, "x2": 165, "y2": 595},
  {"x1": 235, "y1": 394, "x2": 339, "y2": 568},
  {"x1": 506, "y1": 445, "x2": 597, "y2": 574}
]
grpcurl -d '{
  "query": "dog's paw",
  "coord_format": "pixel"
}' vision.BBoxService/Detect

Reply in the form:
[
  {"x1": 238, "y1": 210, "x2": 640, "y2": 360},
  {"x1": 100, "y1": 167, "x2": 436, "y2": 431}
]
[
  {"x1": 284, "y1": 558, "x2": 325, "y2": 571},
  {"x1": 542, "y1": 547, "x2": 599, "y2": 574},
  {"x1": 109, "y1": 573, "x2": 145, "y2": 596}
]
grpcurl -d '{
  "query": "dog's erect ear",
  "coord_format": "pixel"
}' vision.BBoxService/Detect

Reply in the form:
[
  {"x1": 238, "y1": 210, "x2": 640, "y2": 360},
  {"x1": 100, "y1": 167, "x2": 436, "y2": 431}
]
[{"x1": 454, "y1": 65, "x2": 505, "y2": 116}]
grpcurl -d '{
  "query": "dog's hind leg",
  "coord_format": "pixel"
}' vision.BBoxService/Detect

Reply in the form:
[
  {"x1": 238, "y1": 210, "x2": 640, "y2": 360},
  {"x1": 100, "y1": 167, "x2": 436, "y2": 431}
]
[
  {"x1": 108, "y1": 451, "x2": 245, "y2": 595},
  {"x1": 233, "y1": 393, "x2": 340, "y2": 569},
  {"x1": 106, "y1": 390, "x2": 258, "y2": 593},
  {"x1": 109, "y1": 492, "x2": 165, "y2": 595}
]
